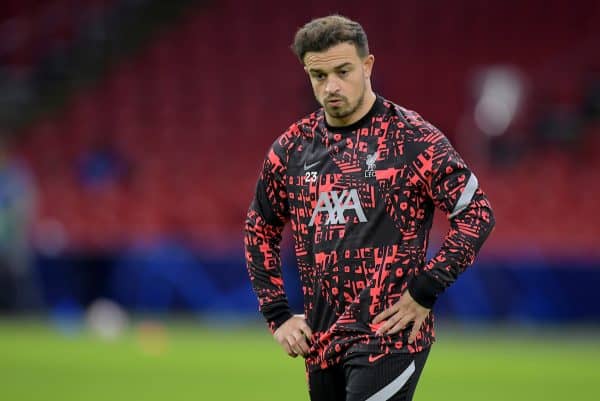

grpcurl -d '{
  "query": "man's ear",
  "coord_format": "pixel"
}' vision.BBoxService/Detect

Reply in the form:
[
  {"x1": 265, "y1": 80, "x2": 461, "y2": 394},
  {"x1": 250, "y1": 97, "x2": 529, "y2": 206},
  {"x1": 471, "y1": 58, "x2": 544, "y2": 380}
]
[{"x1": 363, "y1": 54, "x2": 375, "y2": 79}]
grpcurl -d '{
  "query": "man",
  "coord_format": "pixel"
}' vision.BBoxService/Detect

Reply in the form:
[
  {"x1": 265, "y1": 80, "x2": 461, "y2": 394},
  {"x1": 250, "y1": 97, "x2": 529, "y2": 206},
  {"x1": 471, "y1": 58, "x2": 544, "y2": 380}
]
[
  {"x1": 0, "y1": 136, "x2": 39, "y2": 311},
  {"x1": 244, "y1": 15, "x2": 495, "y2": 401}
]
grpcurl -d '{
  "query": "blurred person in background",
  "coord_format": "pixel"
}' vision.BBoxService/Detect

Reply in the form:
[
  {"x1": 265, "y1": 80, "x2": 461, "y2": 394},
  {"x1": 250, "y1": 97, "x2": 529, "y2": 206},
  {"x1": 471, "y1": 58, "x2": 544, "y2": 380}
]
[
  {"x1": 244, "y1": 15, "x2": 495, "y2": 401},
  {"x1": 0, "y1": 134, "x2": 40, "y2": 312},
  {"x1": 77, "y1": 136, "x2": 130, "y2": 191},
  {"x1": 581, "y1": 69, "x2": 600, "y2": 123}
]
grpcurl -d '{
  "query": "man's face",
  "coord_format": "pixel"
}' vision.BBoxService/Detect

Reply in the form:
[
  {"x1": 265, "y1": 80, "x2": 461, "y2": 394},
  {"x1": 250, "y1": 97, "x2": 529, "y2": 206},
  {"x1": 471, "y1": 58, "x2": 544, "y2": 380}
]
[{"x1": 304, "y1": 42, "x2": 374, "y2": 125}]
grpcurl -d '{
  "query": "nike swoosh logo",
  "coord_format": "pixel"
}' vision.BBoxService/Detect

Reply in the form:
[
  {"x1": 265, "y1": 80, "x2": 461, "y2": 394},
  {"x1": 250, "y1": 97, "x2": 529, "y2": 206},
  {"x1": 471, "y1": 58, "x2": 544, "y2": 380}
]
[
  {"x1": 368, "y1": 353, "x2": 386, "y2": 363},
  {"x1": 304, "y1": 161, "x2": 320, "y2": 170}
]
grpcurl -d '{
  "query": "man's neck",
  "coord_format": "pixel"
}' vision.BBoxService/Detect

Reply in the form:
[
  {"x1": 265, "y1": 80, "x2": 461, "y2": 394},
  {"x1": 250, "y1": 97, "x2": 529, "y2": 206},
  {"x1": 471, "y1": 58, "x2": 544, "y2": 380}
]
[{"x1": 326, "y1": 90, "x2": 377, "y2": 127}]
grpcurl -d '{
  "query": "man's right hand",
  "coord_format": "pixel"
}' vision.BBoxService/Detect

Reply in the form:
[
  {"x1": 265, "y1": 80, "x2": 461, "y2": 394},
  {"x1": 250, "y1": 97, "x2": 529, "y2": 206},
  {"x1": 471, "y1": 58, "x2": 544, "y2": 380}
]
[{"x1": 273, "y1": 314, "x2": 313, "y2": 358}]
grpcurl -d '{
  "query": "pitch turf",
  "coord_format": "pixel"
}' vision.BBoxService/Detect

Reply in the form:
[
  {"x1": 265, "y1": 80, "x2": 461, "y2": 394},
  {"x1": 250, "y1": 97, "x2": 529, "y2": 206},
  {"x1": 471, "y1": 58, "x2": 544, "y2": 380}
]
[{"x1": 0, "y1": 320, "x2": 598, "y2": 401}]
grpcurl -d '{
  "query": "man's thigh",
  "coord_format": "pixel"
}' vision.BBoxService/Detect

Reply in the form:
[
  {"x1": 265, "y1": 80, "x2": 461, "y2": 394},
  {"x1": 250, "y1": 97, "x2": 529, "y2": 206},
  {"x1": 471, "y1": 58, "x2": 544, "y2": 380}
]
[
  {"x1": 344, "y1": 348, "x2": 431, "y2": 401},
  {"x1": 308, "y1": 364, "x2": 346, "y2": 401}
]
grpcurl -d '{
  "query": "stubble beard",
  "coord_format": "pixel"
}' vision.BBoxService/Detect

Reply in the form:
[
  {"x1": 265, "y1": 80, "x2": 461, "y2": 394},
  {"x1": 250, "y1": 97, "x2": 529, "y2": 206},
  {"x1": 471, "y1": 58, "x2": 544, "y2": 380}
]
[{"x1": 323, "y1": 83, "x2": 366, "y2": 120}]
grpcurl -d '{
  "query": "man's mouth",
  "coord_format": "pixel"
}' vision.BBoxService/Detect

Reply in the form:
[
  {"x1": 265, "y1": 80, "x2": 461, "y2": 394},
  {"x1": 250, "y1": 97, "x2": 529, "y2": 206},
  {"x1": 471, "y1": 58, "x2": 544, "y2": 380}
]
[{"x1": 326, "y1": 98, "x2": 344, "y2": 106}]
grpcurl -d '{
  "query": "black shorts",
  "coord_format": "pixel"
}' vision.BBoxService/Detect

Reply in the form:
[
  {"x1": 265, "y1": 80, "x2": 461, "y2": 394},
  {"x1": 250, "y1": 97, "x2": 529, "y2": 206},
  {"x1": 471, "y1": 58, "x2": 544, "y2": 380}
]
[{"x1": 308, "y1": 348, "x2": 430, "y2": 401}]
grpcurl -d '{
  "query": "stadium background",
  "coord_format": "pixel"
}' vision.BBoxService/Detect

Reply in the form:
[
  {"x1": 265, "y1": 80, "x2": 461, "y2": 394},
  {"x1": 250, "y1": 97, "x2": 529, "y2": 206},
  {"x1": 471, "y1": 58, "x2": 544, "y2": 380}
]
[{"x1": 0, "y1": 0, "x2": 599, "y2": 400}]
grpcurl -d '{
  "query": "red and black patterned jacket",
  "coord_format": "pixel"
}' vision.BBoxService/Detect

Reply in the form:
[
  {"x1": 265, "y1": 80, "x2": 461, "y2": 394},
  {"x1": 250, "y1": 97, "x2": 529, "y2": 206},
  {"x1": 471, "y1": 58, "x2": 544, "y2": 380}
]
[{"x1": 244, "y1": 95, "x2": 495, "y2": 372}]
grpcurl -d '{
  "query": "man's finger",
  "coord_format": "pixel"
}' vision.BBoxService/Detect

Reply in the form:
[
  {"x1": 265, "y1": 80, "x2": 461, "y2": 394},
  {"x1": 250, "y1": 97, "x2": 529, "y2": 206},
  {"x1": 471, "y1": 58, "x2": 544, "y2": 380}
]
[
  {"x1": 296, "y1": 334, "x2": 311, "y2": 356},
  {"x1": 286, "y1": 336, "x2": 300, "y2": 357},
  {"x1": 376, "y1": 313, "x2": 402, "y2": 335},
  {"x1": 386, "y1": 315, "x2": 413, "y2": 335},
  {"x1": 291, "y1": 331, "x2": 310, "y2": 356},
  {"x1": 299, "y1": 322, "x2": 313, "y2": 340},
  {"x1": 373, "y1": 305, "x2": 397, "y2": 324},
  {"x1": 283, "y1": 339, "x2": 297, "y2": 357},
  {"x1": 375, "y1": 318, "x2": 392, "y2": 335},
  {"x1": 386, "y1": 320, "x2": 406, "y2": 336},
  {"x1": 300, "y1": 321, "x2": 312, "y2": 340},
  {"x1": 296, "y1": 337, "x2": 310, "y2": 356},
  {"x1": 408, "y1": 317, "x2": 425, "y2": 343}
]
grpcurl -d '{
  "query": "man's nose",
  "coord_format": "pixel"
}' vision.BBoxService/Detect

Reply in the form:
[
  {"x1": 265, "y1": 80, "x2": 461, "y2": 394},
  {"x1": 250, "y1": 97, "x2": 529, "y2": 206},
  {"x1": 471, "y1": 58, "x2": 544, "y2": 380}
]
[{"x1": 325, "y1": 77, "x2": 341, "y2": 95}]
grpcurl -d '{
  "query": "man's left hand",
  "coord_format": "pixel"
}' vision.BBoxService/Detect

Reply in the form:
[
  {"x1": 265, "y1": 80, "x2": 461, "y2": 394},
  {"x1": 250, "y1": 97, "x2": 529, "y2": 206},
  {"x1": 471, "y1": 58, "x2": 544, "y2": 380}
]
[{"x1": 372, "y1": 291, "x2": 431, "y2": 343}]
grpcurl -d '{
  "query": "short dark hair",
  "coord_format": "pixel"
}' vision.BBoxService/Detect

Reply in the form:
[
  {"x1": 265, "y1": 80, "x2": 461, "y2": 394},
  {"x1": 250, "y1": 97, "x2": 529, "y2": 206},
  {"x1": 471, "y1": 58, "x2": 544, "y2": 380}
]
[{"x1": 291, "y1": 15, "x2": 369, "y2": 64}]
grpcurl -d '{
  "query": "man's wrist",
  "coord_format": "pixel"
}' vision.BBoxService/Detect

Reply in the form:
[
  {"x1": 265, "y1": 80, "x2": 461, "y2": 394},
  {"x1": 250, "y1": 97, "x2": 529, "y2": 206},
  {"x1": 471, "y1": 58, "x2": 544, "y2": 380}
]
[
  {"x1": 263, "y1": 304, "x2": 294, "y2": 333},
  {"x1": 407, "y1": 273, "x2": 445, "y2": 309}
]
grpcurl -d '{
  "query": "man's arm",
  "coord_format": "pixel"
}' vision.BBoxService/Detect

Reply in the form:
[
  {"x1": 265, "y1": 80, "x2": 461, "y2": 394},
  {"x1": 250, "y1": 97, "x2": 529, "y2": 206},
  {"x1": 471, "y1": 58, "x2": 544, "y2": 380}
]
[
  {"x1": 407, "y1": 131, "x2": 495, "y2": 308},
  {"x1": 244, "y1": 142, "x2": 292, "y2": 331},
  {"x1": 375, "y1": 122, "x2": 495, "y2": 340},
  {"x1": 244, "y1": 135, "x2": 312, "y2": 357}
]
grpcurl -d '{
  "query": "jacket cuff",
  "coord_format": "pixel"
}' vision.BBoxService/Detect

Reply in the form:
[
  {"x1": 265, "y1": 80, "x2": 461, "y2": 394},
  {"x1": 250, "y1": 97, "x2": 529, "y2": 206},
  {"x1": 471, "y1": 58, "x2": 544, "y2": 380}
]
[
  {"x1": 407, "y1": 273, "x2": 445, "y2": 309},
  {"x1": 262, "y1": 303, "x2": 294, "y2": 333}
]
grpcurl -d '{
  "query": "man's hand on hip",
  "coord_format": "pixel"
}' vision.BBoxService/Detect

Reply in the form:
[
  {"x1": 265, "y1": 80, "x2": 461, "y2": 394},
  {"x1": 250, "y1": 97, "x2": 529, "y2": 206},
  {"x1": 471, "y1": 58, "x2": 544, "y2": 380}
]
[
  {"x1": 273, "y1": 314, "x2": 313, "y2": 358},
  {"x1": 372, "y1": 291, "x2": 431, "y2": 343}
]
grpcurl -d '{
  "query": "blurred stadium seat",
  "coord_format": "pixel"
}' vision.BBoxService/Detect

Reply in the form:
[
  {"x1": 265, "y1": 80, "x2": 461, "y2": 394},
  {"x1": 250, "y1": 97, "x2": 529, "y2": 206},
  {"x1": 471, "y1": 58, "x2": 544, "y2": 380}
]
[
  {"x1": 2, "y1": 0, "x2": 599, "y2": 319},
  {"x1": 15, "y1": 0, "x2": 600, "y2": 256}
]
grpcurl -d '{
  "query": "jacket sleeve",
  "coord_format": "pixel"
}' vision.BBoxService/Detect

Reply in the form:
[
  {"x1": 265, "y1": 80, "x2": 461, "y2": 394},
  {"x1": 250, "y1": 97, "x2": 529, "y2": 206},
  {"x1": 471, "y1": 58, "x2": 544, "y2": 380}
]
[
  {"x1": 244, "y1": 138, "x2": 293, "y2": 332},
  {"x1": 406, "y1": 123, "x2": 496, "y2": 309}
]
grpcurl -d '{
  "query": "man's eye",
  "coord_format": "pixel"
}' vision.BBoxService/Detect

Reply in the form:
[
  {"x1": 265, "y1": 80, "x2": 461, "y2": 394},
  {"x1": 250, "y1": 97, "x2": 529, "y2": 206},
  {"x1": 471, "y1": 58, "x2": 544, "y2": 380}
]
[{"x1": 315, "y1": 74, "x2": 326, "y2": 81}]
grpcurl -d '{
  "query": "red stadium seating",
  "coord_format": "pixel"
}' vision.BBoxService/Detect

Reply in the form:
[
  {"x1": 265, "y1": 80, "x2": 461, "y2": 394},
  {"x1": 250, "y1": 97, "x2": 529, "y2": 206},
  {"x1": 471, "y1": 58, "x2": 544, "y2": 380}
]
[
  {"x1": 0, "y1": 0, "x2": 115, "y2": 69},
  {"x1": 16, "y1": 0, "x2": 600, "y2": 255}
]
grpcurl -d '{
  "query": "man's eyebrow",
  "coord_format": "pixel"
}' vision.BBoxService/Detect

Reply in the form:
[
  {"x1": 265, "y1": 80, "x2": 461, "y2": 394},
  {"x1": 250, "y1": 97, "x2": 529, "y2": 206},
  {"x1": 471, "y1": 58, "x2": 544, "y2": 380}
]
[
  {"x1": 308, "y1": 62, "x2": 353, "y2": 74},
  {"x1": 334, "y1": 62, "x2": 353, "y2": 70}
]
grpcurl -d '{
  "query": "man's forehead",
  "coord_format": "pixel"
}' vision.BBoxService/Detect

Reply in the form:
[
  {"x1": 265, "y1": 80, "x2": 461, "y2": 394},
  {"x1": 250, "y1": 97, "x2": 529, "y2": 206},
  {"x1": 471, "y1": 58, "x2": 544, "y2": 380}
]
[{"x1": 304, "y1": 43, "x2": 360, "y2": 70}]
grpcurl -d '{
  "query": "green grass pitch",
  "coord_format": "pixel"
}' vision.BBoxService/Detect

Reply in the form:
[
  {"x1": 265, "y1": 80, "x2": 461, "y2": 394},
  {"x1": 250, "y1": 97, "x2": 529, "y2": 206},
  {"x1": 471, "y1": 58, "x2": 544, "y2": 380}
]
[{"x1": 0, "y1": 320, "x2": 598, "y2": 400}]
